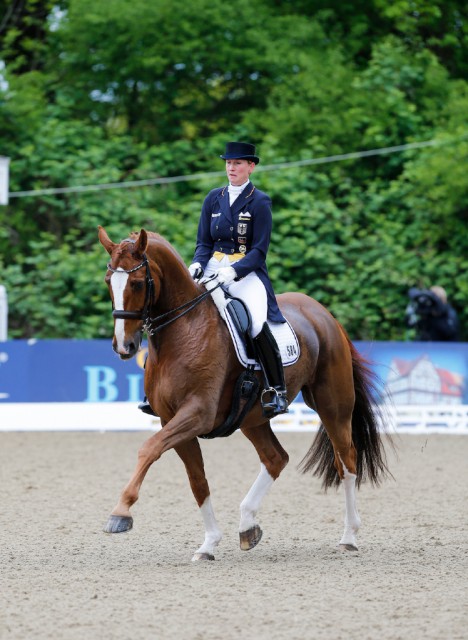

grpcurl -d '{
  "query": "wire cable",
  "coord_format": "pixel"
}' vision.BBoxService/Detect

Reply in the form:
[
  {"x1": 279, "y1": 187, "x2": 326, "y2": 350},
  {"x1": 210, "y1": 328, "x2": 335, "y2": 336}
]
[{"x1": 8, "y1": 136, "x2": 466, "y2": 199}]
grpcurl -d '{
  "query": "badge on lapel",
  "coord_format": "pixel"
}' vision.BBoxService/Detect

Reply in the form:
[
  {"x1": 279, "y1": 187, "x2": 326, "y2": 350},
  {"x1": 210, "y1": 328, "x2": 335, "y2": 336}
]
[
  {"x1": 238, "y1": 211, "x2": 251, "y2": 221},
  {"x1": 237, "y1": 223, "x2": 248, "y2": 235}
]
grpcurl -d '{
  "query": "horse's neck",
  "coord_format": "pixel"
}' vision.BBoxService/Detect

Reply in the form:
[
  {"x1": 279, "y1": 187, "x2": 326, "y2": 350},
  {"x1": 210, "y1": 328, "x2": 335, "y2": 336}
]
[
  {"x1": 158, "y1": 266, "x2": 200, "y2": 312},
  {"x1": 148, "y1": 242, "x2": 203, "y2": 314},
  {"x1": 147, "y1": 239, "x2": 222, "y2": 347}
]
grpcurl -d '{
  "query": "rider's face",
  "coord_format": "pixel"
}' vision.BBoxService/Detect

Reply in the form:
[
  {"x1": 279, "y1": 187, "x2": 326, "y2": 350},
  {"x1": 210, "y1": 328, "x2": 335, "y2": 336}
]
[{"x1": 225, "y1": 159, "x2": 255, "y2": 186}]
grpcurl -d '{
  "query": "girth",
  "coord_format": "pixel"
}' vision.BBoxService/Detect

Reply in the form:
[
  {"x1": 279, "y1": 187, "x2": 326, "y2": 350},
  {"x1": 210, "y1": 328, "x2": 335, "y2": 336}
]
[{"x1": 199, "y1": 368, "x2": 260, "y2": 439}]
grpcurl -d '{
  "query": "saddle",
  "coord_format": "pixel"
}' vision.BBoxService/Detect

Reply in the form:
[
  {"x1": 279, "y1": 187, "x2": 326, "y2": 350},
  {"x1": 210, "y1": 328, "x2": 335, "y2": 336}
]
[{"x1": 203, "y1": 277, "x2": 300, "y2": 370}]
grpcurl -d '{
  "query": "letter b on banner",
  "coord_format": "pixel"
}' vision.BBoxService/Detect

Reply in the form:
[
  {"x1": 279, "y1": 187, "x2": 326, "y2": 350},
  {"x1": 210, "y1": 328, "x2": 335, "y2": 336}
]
[{"x1": 84, "y1": 366, "x2": 119, "y2": 401}]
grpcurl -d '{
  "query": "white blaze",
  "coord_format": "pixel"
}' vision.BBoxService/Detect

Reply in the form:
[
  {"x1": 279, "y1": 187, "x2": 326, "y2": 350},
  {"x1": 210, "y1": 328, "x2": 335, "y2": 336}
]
[{"x1": 111, "y1": 270, "x2": 129, "y2": 351}]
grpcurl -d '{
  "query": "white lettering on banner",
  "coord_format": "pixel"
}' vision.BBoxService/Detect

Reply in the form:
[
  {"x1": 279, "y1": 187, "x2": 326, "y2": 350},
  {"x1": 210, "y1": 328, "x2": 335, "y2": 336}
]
[
  {"x1": 127, "y1": 373, "x2": 143, "y2": 402},
  {"x1": 84, "y1": 366, "x2": 118, "y2": 401},
  {"x1": 84, "y1": 366, "x2": 143, "y2": 402}
]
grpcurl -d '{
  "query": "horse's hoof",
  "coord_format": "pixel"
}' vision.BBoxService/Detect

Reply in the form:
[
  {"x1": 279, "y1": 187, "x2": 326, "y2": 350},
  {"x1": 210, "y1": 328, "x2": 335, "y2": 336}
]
[
  {"x1": 339, "y1": 543, "x2": 358, "y2": 552},
  {"x1": 191, "y1": 552, "x2": 215, "y2": 562},
  {"x1": 239, "y1": 525, "x2": 263, "y2": 551},
  {"x1": 103, "y1": 515, "x2": 133, "y2": 534}
]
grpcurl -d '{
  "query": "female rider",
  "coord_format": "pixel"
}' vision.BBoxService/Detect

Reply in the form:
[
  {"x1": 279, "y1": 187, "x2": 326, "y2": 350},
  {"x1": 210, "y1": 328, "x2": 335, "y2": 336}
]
[{"x1": 188, "y1": 141, "x2": 288, "y2": 418}]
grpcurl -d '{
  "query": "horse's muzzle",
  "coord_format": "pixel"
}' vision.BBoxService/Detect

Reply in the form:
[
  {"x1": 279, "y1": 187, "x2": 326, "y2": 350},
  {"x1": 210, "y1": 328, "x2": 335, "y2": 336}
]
[{"x1": 113, "y1": 333, "x2": 142, "y2": 359}]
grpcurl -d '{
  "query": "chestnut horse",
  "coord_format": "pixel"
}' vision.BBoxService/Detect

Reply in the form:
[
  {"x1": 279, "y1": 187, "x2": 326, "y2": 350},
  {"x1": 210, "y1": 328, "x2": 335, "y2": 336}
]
[{"x1": 98, "y1": 226, "x2": 389, "y2": 561}]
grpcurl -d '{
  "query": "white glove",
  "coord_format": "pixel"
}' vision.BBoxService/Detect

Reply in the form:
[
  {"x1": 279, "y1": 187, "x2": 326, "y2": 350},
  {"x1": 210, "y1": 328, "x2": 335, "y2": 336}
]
[
  {"x1": 216, "y1": 266, "x2": 237, "y2": 285},
  {"x1": 188, "y1": 262, "x2": 204, "y2": 280}
]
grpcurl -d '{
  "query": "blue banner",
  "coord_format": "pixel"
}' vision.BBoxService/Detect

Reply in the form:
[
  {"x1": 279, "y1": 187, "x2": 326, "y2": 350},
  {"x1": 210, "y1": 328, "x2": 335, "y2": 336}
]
[
  {"x1": 0, "y1": 340, "x2": 146, "y2": 403},
  {"x1": 0, "y1": 339, "x2": 467, "y2": 405}
]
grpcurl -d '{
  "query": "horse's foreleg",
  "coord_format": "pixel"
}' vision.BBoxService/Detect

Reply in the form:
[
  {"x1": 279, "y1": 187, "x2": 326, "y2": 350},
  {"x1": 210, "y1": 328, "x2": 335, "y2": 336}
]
[
  {"x1": 103, "y1": 429, "x2": 164, "y2": 533},
  {"x1": 104, "y1": 406, "x2": 213, "y2": 535},
  {"x1": 239, "y1": 424, "x2": 289, "y2": 550},
  {"x1": 174, "y1": 440, "x2": 223, "y2": 562}
]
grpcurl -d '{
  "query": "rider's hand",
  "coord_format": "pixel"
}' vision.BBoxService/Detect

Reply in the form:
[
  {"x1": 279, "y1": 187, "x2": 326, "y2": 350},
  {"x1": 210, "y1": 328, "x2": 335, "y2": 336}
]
[
  {"x1": 188, "y1": 262, "x2": 204, "y2": 280},
  {"x1": 216, "y1": 266, "x2": 237, "y2": 285}
]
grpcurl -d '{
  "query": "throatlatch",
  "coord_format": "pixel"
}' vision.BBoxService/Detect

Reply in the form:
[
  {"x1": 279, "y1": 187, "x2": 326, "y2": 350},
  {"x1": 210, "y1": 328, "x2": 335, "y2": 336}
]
[{"x1": 253, "y1": 322, "x2": 289, "y2": 418}]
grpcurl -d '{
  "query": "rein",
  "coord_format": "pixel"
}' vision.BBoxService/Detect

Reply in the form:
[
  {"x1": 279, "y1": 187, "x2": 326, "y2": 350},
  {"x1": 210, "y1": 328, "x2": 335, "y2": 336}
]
[{"x1": 107, "y1": 254, "x2": 221, "y2": 336}]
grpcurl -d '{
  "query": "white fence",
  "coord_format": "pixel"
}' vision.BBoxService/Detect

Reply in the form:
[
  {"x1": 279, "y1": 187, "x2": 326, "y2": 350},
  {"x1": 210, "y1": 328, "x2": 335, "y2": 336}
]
[
  {"x1": 271, "y1": 403, "x2": 468, "y2": 434},
  {"x1": 0, "y1": 402, "x2": 467, "y2": 433}
]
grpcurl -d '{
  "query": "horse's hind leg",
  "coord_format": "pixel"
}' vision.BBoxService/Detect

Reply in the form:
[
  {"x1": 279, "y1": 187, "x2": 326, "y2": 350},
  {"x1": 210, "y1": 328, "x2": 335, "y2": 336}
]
[
  {"x1": 239, "y1": 423, "x2": 289, "y2": 550},
  {"x1": 313, "y1": 386, "x2": 361, "y2": 551},
  {"x1": 303, "y1": 342, "x2": 362, "y2": 551},
  {"x1": 174, "y1": 439, "x2": 223, "y2": 562},
  {"x1": 337, "y1": 449, "x2": 361, "y2": 551}
]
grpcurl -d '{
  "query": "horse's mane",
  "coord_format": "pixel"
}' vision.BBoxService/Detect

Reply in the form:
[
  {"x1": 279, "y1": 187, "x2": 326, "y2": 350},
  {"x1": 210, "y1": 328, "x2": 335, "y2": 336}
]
[{"x1": 128, "y1": 229, "x2": 188, "y2": 272}]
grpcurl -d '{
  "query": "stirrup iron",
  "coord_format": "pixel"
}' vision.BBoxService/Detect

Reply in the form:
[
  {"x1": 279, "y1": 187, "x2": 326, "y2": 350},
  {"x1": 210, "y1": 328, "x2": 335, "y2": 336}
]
[{"x1": 260, "y1": 387, "x2": 289, "y2": 418}]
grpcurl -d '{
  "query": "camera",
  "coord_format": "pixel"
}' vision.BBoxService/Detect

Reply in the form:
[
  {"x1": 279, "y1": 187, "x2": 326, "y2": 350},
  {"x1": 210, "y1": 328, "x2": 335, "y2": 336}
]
[
  {"x1": 405, "y1": 288, "x2": 438, "y2": 328},
  {"x1": 411, "y1": 292, "x2": 436, "y2": 315},
  {"x1": 405, "y1": 286, "x2": 459, "y2": 342}
]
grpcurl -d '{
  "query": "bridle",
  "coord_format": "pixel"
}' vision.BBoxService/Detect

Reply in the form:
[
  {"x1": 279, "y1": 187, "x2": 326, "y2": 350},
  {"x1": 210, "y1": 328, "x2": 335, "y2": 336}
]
[{"x1": 107, "y1": 254, "x2": 221, "y2": 336}]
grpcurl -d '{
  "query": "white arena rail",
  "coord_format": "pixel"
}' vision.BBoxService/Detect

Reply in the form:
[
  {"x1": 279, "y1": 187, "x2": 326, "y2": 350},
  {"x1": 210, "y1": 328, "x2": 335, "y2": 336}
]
[
  {"x1": 380, "y1": 404, "x2": 468, "y2": 434},
  {"x1": 0, "y1": 402, "x2": 467, "y2": 433}
]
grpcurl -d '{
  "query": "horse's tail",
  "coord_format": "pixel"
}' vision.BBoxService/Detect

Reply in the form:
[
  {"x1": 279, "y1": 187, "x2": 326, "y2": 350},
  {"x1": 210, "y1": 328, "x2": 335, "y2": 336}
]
[{"x1": 300, "y1": 338, "x2": 391, "y2": 489}]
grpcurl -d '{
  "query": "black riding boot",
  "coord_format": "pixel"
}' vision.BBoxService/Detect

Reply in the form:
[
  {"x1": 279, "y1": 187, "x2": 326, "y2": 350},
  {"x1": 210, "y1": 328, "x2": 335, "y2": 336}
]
[
  {"x1": 253, "y1": 323, "x2": 289, "y2": 419},
  {"x1": 138, "y1": 397, "x2": 157, "y2": 416},
  {"x1": 137, "y1": 354, "x2": 157, "y2": 416}
]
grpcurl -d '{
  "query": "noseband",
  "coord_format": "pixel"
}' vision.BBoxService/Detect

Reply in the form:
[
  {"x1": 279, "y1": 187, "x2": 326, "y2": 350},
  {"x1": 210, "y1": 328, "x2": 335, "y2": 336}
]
[{"x1": 107, "y1": 254, "x2": 221, "y2": 335}]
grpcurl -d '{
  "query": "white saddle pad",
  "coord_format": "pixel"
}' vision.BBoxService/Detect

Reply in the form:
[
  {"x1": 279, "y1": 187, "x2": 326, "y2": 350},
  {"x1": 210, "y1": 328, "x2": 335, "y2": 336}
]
[{"x1": 204, "y1": 279, "x2": 300, "y2": 369}]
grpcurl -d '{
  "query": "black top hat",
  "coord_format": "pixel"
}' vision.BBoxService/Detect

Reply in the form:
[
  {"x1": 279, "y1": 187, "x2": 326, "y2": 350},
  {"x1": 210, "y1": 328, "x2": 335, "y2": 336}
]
[{"x1": 220, "y1": 141, "x2": 260, "y2": 164}]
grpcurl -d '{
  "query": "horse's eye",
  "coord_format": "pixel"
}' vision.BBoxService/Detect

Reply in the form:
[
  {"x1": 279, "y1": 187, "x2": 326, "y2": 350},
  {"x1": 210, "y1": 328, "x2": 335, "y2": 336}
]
[
  {"x1": 131, "y1": 280, "x2": 144, "y2": 292},
  {"x1": 104, "y1": 275, "x2": 111, "y2": 285}
]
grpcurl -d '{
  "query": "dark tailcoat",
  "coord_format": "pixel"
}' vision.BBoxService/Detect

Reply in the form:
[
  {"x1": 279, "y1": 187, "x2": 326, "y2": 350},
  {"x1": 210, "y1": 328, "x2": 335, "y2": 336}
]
[{"x1": 193, "y1": 182, "x2": 285, "y2": 323}]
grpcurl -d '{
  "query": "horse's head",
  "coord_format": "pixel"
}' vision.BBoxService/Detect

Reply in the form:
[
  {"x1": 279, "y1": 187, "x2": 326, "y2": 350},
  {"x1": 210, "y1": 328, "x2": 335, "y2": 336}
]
[{"x1": 98, "y1": 226, "x2": 155, "y2": 359}]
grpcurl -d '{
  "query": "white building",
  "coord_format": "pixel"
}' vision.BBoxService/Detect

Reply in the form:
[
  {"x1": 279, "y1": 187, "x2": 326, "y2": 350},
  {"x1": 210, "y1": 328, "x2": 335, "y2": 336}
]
[{"x1": 386, "y1": 354, "x2": 463, "y2": 405}]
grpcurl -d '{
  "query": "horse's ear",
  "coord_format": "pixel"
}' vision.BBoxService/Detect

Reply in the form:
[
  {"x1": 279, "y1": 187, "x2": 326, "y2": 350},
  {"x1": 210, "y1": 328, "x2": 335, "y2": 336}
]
[
  {"x1": 134, "y1": 229, "x2": 148, "y2": 257},
  {"x1": 98, "y1": 226, "x2": 117, "y2": 255}
]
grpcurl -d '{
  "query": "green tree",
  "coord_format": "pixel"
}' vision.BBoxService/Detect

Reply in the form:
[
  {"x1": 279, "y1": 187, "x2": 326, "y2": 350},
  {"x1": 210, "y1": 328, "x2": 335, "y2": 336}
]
[{"x1": 0, "y1": 0, "x2": 466, "y2": 339}]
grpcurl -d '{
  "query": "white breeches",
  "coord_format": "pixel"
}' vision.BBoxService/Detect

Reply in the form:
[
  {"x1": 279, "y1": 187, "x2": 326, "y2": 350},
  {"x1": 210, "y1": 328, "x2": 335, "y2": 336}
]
[{"x1": 205, "y1": 255, "x2": 267, "y2": 337}]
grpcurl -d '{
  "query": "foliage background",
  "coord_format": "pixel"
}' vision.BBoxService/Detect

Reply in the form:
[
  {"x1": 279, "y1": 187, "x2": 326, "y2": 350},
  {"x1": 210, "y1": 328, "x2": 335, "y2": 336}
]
[{"x1": 0, "y1": 0, "x2": 467, "y2": 340}]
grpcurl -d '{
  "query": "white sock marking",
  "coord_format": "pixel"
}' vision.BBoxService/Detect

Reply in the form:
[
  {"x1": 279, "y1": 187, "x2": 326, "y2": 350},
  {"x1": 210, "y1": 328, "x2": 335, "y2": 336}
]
[
  {"x1": 338, "y1": 454, "x2": 361, "y2": 547},
  {"x1": 239, "y1": 463, "x2": 274, "y2": 533},
  {"x1": 192, "y1": 496, "x2": 223, "y2": 559}
]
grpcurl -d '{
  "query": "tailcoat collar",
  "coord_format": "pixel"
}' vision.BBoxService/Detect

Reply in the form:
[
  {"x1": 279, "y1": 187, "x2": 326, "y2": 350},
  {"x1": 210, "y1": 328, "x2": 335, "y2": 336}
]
[
  {"x1": 230, "y1": 181, "x2": 256, "y2": 216},
  {"x1": 217, "y1": 182, "x2": 256, "y2": 221}
]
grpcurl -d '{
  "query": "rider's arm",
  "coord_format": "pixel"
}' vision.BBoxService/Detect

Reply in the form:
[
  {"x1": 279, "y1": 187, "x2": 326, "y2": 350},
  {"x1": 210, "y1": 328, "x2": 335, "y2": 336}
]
[{"x1": 192, "y1": 191, "x2": 216, "y2": 268}]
